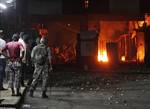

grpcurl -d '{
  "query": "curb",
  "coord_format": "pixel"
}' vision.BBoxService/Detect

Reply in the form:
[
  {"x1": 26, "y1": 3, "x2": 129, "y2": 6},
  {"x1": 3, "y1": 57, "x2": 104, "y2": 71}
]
[{"x1": 0, "y1": 86, "x2": 27, "y2": 109}]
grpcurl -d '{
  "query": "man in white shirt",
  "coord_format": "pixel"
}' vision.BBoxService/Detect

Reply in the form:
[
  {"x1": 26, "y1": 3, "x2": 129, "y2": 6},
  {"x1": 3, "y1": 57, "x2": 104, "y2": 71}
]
[
  {"x1": 18, "y1": 32, "x2": 27, "y2": 62},
  {"x1": 18, "y1": 32, "x2": 29, "y2": 86},
  {"x1": 18, "y1": 32, "x2": 27, "y2": 86},
  {"x1": 0, "y1": 32, "x2": 7, "y2": 90}
]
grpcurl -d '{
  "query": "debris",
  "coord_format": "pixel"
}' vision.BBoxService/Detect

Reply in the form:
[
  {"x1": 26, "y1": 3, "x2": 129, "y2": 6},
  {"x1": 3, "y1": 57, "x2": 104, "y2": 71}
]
[
  {"x1": 90, "y1": 88, "x2": 93, "y2": 91},
  {"x1": 22, "y1": 104, "x2": 31, "y2": 108},
  {"x1": 120, "y1": 93, "x2": 124, "y2": 96},
  {"x1": 108, "y1": 96, "x2": 112, "y2": 100},
  {"x1": 135, "y1": 79, "x2": 139, "y2": 82},
  {"x1": 106, "y1": 83, "x2": 110, "y2": 86},
  {"x1": 86, "y1": 81, "x2": 90, "y2": 85},
  {"x1": 96, "y1": 87, "x2": 100, "y2": 90},
  {"x1": 115, "y1": 101, "x2": 119, "y2": 104},
  {"x1": 116, "y1": 87, "x2": 122, "y2": 91},
  {"x1": 81, "y1": 87, "x2": 84, "y2": 90}
]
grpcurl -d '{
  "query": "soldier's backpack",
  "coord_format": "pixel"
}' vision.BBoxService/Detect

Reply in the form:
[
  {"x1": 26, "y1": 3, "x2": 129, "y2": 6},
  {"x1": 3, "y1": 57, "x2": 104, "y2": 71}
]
[{"x1": 34, "y1": 45, "x2": 48, "y2": 65}]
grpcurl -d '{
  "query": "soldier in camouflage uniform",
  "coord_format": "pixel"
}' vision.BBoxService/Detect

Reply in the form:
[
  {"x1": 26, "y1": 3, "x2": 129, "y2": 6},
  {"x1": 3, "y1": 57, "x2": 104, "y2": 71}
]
[{"x1": 29, "y1": 37, "x2": 52, "y2": 98}]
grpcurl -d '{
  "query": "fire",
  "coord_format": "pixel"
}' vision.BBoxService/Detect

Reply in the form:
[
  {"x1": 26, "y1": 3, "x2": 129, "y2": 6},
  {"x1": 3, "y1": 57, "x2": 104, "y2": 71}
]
[
  {"x1": 121, "y1": 56, "x2": 125, "y2": 61},
  {"x1": 98, "y1": 50, "x2": 108, "y2": 62},
  {"x1": 137, "y1": 45, "x2": 145, "y2": 62}
]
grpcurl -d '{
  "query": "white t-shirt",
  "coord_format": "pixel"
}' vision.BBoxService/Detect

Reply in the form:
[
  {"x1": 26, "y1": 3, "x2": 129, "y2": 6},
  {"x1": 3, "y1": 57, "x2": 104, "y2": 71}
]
[
  {"x1": 0, "y1": 38, "x2": 6, "y2": 58},
  {"x1": 18, "y1": 38, "x2": 26, "y2": 62}
]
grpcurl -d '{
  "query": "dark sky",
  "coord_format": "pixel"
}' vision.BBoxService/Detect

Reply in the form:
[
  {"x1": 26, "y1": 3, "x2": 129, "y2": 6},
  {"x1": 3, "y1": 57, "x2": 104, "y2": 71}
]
[{"x1": 26, "y1": 0, "x2": 150, "y2": 15}]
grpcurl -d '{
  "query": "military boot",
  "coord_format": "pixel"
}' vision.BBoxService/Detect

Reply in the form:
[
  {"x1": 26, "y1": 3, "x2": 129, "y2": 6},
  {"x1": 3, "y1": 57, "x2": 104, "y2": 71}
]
[
  {"x1": 15, "y1": 88, "x2": 22, "y2": 96},
  {"x1": 42, "y1": 91, "x2": 48, "y2": 98},
  {"x1": 29, "y1": 90, "x2": 34, "y2": 97},
  {"x1": 11, "y1": 88, "x2": 15, "y2": 96}
]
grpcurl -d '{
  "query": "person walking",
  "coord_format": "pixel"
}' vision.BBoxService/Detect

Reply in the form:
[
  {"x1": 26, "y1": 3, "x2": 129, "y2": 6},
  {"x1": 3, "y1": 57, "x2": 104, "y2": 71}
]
[
  {"x1": 18, "y1": 32, "x2": 30, "y2": 86},
  {"x1": 29, "y1": 37, "x2": 52, "y2": 98},
  {"x1": 5, "y1": 34, "x2": 24, "y2": 96},
  {"x1": 0, "y1": 31, "x2": 7, "y2": 90}
]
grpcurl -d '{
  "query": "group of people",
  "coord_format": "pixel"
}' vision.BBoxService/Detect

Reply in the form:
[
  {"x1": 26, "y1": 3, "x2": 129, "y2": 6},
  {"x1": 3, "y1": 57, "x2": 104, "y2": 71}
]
[{"x1": 0, "y1": 31, "x2": 52, "y2": 98}]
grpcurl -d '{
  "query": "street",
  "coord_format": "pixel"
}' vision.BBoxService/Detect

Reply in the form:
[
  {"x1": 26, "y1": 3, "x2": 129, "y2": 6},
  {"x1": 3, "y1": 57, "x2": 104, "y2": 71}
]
[
  {"x1": 21, "y1": 71, "x2": 150, "y2": 109},
  {"x1": 1, "y1": 0, "x2": 150, "y2": 109}
]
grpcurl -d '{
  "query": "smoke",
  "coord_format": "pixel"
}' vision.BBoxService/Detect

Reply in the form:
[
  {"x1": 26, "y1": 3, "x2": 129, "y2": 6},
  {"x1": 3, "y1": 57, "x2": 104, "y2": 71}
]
[{"x1": 100, "y1": 21, "x2": 128, "y2": 42}]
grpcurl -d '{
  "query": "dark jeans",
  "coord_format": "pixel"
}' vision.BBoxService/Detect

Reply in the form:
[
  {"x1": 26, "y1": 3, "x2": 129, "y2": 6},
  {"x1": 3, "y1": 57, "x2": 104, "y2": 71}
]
[
  {"x1": 0, "y1": 58, "x2": 6, "y2": 88},
  {"x1": 21, "y1": 62, "x2": 27, "y2": 85}
]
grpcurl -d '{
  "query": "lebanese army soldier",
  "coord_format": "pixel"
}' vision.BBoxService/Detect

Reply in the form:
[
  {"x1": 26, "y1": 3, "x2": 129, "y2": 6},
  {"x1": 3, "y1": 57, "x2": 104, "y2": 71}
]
[{"x1": 29, "y1": 37, "x2": 52, "y2": 98}]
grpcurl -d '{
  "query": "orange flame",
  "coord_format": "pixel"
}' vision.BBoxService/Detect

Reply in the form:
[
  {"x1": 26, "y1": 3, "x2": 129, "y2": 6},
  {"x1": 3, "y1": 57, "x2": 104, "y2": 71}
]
[
  {"x1": 98, "y1": 50, "x2": 108, "y2": 62},
  {"x1": 137, "y1": 46, "x2": 145, "y2": 62},
  {"x1": 121, "y1": 56, "x2": 125, "y2": 61}
]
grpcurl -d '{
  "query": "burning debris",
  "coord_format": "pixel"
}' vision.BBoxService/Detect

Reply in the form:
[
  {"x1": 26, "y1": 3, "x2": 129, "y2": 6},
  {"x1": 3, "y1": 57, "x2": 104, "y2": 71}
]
[
  {"x1": 98, "y1": 50, "x2": 108, "y2": 62},
  {"x1": 96, "y1": 15, "x2": 150, "y2": 64},
  {"x1": 51, "y1": 43, "x2": 76, "y2": 64}
]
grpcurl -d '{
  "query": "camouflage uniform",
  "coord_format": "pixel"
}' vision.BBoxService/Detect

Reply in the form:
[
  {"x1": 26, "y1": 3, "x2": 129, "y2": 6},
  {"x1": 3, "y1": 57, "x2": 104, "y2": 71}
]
[
  {"x1": 30, "y1": 44, "x2": 51, "y2": 92},
  {"x1": 30, "y1": 63, "x2": 49, "y2": 92},
  {"x1": 5, "y1": 34, "x2": 24, "y2": 96},
  {"x1": 7, "y1": 61, "x2": 21, "y2": 89}
]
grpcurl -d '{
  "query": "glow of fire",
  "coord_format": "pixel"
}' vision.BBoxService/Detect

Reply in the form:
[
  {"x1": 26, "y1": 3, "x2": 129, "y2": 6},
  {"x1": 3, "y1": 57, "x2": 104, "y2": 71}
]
[
  {"x1": 121, "y1": 56, "x2": 125, "y2": 61},
  {"x1": 138, "y1": 21, "x2": 145, "y2": 27},
  {"x1": 98, "y1": 50, "x2": 108, "y2": 62},
  {"x1": 137, "y1": 48, "x2": 145, "y2": 62}
]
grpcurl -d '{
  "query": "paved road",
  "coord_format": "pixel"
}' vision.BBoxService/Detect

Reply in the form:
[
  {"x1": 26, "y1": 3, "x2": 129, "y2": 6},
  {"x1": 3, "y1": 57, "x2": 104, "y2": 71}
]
[{"x1": 21, "y1": 72, "x2": 150, "y2": 109}]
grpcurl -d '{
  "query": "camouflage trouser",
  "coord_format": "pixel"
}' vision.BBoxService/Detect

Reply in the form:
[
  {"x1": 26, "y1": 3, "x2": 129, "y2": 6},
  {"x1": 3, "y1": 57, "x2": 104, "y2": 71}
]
[
  {"x1": 7, "y1": 61, "x2": 21, "y2": 89},
  {"x1": 30, "y1": 64, "x2": 49, "y2": 92}
]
